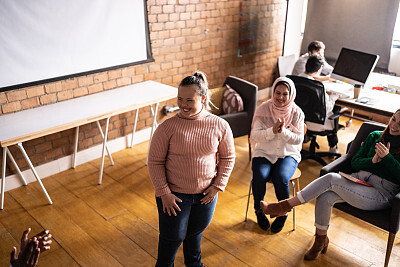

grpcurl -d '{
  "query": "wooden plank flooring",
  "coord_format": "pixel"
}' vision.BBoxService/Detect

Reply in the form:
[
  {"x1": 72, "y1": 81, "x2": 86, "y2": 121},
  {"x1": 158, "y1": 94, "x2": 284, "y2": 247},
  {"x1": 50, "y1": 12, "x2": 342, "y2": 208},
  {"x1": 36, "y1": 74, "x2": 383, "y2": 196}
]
[{"x1": 1, "y1": 118, "x2": 399, "y2": 266}]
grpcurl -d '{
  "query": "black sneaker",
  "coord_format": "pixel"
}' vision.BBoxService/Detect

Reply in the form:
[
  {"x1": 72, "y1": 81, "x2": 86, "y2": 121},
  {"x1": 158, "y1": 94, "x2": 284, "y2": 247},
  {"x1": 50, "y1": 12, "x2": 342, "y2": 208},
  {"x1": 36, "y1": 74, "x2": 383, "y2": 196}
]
[
  {"x1": 256, "y1": 209, "x2": 270, "y2": 231},
  {"x1": 271, "y1": 214, "x2": 288, "y2": 233}
]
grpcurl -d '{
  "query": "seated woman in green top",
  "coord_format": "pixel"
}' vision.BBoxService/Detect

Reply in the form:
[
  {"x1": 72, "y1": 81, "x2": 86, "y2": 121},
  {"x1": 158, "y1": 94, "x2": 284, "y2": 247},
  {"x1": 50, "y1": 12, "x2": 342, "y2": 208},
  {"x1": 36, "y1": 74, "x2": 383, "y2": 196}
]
[{"x1": 260, "y1": 108, "x2": 400, "y2": 260}]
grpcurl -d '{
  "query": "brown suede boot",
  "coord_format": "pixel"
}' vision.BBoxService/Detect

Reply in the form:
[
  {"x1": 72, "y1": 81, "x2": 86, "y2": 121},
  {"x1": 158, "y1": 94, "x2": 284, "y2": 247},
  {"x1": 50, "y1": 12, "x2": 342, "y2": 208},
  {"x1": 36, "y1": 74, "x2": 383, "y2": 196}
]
[
  {"x1": 260, "y1": 199, "x2": 292, "y2": 218},
  {"x1": 304, "y1": 234, "x2": 329, "y2": 260}
]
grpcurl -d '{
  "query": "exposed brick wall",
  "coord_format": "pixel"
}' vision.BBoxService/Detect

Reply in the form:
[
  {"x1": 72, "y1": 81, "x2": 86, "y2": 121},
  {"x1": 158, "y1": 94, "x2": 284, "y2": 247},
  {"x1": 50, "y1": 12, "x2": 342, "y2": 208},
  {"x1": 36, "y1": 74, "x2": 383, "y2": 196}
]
[{"x1": 0, "y1": 0, "x2": 286, "y2": 176}]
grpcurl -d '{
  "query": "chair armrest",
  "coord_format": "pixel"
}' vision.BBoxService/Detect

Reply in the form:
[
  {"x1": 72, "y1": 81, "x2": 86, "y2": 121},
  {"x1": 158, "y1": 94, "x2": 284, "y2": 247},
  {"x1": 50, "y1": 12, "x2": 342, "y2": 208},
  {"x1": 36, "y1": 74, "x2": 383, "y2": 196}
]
[
  {"x1": 320, "y1": 154, "x2": 353, "y2": 176},
  {"x1": 328, "y1": 112, "x2": 345, "y2": 121},
  {"x1": 390, "y1": 191, "x2": 400, "y2": 234}
]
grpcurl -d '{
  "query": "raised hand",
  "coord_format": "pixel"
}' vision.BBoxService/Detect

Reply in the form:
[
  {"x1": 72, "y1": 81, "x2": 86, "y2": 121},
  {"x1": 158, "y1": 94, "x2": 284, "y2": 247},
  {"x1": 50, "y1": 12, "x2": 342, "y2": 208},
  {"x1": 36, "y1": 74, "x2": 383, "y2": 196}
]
[
  {"x1": 32, "y1": 230, "x2": 52, "y2": 252},
  {"x1": 273, "y1": 118, "x2": 285, "y2": 134},
  {"x1": 160, "y1": 192, "x2": 182, "y2": 216},
  {"x1": 376, "y1": 142, "x2": 390, "y2": 158},
  {"x1": 372, "y1": 142, "x2": 390, "y2": 164},
  {"x1": 10, "y1": 236, "x2": 40, "y2": 267}
]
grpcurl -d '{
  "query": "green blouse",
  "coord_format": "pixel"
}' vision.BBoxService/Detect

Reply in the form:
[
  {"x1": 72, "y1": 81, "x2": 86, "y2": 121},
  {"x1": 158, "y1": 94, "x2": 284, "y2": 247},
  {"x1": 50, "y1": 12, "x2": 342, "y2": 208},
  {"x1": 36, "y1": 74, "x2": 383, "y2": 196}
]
[{"x1": 351, "y1": 131, "x2": 400, "y2": 185}]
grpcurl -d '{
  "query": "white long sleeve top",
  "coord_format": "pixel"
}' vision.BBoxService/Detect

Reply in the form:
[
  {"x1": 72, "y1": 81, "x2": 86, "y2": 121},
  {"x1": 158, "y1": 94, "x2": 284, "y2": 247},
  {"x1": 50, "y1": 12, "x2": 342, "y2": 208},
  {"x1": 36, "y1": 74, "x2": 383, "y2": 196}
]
[{"x1": 251, "y1": 107, "x2": 304, "y2": 163}]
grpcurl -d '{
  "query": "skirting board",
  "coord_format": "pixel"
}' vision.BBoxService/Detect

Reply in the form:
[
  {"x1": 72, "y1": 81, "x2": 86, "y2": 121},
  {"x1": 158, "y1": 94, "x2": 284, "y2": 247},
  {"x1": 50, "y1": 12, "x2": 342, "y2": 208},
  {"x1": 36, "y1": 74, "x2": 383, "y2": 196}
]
[{"x1": 2, "y1": 127, "x2": 152, "y2": 192}]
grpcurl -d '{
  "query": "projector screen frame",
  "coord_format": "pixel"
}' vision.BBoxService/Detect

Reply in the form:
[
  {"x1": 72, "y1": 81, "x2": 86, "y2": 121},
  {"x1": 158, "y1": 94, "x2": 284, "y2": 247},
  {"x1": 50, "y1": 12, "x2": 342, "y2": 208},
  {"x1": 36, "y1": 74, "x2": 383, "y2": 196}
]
[{"x1": 0, "y1": 0, "x2": 154, "y2": 93}]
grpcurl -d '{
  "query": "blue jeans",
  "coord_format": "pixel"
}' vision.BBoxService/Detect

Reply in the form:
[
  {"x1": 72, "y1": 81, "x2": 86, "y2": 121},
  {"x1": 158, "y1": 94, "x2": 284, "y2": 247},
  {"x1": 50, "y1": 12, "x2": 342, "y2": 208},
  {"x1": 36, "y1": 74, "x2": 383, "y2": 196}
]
[
  {"x1": 252, "y1": 156, "x2": 298, "y2": 211},
  {"x1": 297, "y1": 171, "x2": 400, "y2": 230},
  {"x1": 156, "y1": 192, "x2": 217, "y2": 267}
]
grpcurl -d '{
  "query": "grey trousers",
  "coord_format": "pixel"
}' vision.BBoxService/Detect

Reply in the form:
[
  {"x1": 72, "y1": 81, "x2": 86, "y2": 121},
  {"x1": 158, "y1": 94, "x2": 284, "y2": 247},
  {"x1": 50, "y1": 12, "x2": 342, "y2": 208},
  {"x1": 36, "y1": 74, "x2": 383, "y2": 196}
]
[{"x1": 297, "y1": 171, "x2": 400, "y2": 230}]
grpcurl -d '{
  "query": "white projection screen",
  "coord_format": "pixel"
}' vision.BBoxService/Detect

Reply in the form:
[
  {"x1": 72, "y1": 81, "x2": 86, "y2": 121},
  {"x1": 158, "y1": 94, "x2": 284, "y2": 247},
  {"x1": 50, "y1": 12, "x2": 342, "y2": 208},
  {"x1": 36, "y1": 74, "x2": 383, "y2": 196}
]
[{"x1": 0, "y1": 0, "x2": 153, "y2": 91}]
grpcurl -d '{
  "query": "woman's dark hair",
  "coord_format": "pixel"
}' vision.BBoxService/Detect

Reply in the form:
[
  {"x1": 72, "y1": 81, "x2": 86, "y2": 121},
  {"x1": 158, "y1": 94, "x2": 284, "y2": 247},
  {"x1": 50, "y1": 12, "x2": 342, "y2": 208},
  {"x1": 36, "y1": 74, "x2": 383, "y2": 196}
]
[
  {"x1": 379, "y1": 108, "x2": 400, "y2": 154},
  {"x1": 274, "y1": 80, "x2": 291, "y2": 97},
  {"x1": 179, "y1": 71, "x2": 210, "y2": 109}
]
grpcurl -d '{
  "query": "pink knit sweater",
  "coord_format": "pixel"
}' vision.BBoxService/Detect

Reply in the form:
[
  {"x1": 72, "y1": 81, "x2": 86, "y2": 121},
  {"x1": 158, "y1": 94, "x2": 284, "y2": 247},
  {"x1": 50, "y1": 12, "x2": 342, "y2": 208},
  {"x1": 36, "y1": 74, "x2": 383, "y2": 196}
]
[{"x1": 148, "y1": 110, "x2": 235, "y2": 197}]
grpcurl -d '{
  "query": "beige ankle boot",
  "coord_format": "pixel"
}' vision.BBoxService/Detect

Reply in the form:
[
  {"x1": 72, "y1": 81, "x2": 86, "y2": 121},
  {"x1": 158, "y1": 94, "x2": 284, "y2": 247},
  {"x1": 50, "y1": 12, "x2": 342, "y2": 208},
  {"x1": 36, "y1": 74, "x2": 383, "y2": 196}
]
[{"x1": 304, "y1": 234, "x2": 329, "y2": 260}]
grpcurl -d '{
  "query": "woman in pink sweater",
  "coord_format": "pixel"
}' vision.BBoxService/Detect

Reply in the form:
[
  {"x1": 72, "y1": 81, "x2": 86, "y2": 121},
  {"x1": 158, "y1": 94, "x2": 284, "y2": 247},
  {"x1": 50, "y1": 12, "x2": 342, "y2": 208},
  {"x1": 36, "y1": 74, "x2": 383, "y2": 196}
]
[{"x1": 148, "y1": 71, "x2": 235, "y2": 267}]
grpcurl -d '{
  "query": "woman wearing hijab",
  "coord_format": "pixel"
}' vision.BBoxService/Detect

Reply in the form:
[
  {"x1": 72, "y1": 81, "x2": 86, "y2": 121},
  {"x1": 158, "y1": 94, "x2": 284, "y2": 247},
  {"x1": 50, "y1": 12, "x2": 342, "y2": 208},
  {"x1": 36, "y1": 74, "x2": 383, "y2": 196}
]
[{"x1": 251, "y1": 77, "x2": 305, "y2": 233}]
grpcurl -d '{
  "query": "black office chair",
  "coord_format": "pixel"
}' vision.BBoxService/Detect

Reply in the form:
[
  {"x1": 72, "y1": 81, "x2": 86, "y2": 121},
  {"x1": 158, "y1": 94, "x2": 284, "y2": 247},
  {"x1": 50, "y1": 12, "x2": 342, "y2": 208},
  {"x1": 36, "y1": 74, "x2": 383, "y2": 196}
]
[
  {"x1": 220, "y1": 76, "x2": 258, "y2": 161},
  {"x1": 321, "y1": 121, "x2": 398, "y2": 267},
  {"x1": 287, "y1": 75, "x2": 344, "y2": 166}
]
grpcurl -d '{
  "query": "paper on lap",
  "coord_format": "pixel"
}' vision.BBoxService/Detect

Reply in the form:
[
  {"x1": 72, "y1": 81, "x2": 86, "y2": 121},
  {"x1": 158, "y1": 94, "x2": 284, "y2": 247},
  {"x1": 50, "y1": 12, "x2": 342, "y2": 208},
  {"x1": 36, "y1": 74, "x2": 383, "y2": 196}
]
[{"x1": 339, "y1": 172, "x2": 373, "y2": 187}]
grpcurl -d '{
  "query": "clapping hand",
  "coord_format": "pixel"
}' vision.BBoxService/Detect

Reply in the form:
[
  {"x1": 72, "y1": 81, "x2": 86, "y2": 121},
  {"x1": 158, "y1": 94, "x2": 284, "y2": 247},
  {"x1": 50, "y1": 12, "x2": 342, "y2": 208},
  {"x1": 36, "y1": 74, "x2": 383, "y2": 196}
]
[
  {"x1": 273, "y1": 118, "x2": 285, "y2": 134},
  {"x1": 372, "y1": 142, "x2": 390, "y2": 164}
]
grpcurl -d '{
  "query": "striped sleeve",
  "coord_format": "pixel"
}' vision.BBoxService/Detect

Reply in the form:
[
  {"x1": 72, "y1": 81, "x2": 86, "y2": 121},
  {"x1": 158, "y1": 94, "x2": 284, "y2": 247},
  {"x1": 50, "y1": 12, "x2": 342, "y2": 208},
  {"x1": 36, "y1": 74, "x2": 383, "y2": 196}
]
[
  {"x1": 147, "y1": 124, "x2": 171, "y2": 197},
  {"x1": 213, "y1": 121, "x2": 235, "y2": 191}
]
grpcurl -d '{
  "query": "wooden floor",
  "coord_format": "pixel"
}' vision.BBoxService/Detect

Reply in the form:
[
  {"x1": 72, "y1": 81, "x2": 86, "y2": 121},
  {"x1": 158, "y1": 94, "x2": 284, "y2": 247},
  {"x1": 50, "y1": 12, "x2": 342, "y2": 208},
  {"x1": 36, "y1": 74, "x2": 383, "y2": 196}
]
[{"x1": 1, "y1": 118, "x2": 399, "y2": 266}]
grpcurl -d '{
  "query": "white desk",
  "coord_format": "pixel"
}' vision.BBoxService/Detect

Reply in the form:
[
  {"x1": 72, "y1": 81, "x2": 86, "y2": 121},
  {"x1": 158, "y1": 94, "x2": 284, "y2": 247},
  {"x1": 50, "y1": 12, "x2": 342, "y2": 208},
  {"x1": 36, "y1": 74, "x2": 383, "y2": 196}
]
[
  {"x1": 0, "y1": 81, "x2": 177, "y2": 209},
  {"x1": 328, "y1": 73, "x2": 400, "y2": 123}
]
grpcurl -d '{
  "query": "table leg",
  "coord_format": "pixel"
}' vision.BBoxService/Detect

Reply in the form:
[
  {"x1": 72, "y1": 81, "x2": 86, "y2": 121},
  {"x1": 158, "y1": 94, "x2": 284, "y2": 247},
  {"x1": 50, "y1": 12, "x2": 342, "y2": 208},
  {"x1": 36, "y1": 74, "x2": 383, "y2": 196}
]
[
  {"x1": 346, "y1": 109, "x2": 354, "y2": 127},
  {"x1": 149, "y1": 103, "x2": 160, "y2": 136},
  {"x1": 146, "y1": 103, "x2": 160, "y2": 165},
  {"x1": 130, "y1": 109, "x2": 139, "y2": 148},
  {"x1": 17, "y1": 143, "x2": 53, "y2": 205},
  {"x1": 291, "y1": 180, "x2": 296, "y2": 231},
  {"x1": 98, "y1": 117, "x2": 110, "y2": 185},
  {"x1": 1, "y1": 147, "x2": 7, "y2": 210},
  {"x1": 96, "y1": 121, "x2": 114, "y2": 166},
  {"x1": 6, "y1": 149, "x2": 27, "y2": 185},
  {"x1": 72, "y1": 126, "x2": 79, "y2": 168}
]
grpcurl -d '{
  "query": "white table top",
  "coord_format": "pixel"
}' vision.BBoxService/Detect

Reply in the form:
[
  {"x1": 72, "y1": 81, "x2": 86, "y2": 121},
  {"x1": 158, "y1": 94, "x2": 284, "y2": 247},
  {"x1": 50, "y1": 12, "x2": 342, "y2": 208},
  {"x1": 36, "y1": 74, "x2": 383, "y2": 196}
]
[
  {"x1": 335, "y1": 73, "x2": 400, "y2": 117},
  {"x1": 365, "y1": 72, "x2": 400, "y2": 89},
  {"x1": 0, "y1": 81, "x2": 177, "y2": 147}
]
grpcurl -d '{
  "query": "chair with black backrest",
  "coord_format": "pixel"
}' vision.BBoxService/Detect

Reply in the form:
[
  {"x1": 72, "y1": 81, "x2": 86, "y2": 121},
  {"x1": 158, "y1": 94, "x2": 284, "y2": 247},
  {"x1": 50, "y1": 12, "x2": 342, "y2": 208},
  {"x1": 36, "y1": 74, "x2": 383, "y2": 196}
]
[
  {"x1": 219, "y1": 76, "x2": 258, "y2": 160},
  {"x1": 287, "y1": 75, "x2": 344, "y2": 166},
  {"x1": 321, "y1": 121, "x2": 399, "y2": 267}
]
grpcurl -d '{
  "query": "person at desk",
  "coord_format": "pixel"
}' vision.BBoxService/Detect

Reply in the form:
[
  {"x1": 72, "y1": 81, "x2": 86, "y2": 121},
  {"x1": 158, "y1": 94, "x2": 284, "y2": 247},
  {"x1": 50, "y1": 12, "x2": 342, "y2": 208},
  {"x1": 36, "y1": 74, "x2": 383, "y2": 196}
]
[
  {"x1": 292, "y1": 40, "x2": 334, "y2": 81},
  {"x1": 298, "y1": 55, "x2": 340, "y2": 154}
]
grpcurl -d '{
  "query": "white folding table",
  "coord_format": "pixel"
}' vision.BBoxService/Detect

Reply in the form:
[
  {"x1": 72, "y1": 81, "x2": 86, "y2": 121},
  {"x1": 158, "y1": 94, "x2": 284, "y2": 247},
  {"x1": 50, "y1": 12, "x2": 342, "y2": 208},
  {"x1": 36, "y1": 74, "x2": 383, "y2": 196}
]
[{"x1": 0, "y1": 81, "x2": 177, "y2": 209}]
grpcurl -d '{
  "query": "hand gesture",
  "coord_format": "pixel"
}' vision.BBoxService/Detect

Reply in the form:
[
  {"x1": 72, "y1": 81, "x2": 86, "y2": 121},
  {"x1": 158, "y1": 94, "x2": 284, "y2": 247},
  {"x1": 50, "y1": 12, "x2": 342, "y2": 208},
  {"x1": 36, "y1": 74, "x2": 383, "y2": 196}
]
[
  {"x1": 372, "y1": 142, "x2": 390, "y2": 164},
  {"x1": 273, "y1": 118, "x2": 284, "y2": 134},
  {"x1": 201, "y1": 186, "x2": 219, "y2": 205},
  {"x1": 160, "y1": 192, "x2": 182, "y2": 216},
  {"x1": 33, "y1": 230, "x2": 52, "y2": 252},
  {"x1": 21, "y1": 229, "x2": 52, "y2": 253},
  {"x1": 10, "y1": 236, "x2": 40, "y2": 267},
  {"x1": 10, "y1": 228, "x2": 52, "y2": 267}
]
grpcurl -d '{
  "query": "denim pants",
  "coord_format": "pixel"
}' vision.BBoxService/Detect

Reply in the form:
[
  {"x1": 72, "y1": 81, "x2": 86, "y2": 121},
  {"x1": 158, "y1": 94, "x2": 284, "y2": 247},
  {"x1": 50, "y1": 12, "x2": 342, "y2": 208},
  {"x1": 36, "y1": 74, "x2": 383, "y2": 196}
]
[
  {"x1": 155, "y1": 192, "x2": 217, "y2": 267},
  {"x1": 252, "y1": 156, "x2": 298, "y2": 211},
  {"x1": 297, "y1": 171, "x2": 400, "y2": 230}
]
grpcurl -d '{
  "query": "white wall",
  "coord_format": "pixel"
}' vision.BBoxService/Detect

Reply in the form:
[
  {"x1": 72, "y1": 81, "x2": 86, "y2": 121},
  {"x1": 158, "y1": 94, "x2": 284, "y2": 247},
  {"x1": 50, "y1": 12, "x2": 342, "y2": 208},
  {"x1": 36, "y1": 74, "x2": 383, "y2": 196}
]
[
  {"x1": 389, "y1": 48, "x2": 400, "y2": 75},
  {"x1": 283, "y1": 0, "x2": 307, "y2": 58}
]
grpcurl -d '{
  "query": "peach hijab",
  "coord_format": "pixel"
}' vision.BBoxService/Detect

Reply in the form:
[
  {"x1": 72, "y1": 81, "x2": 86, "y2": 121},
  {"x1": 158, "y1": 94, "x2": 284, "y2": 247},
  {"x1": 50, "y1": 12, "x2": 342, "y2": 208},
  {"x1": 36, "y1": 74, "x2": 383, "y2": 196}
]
[{"x1": 252, "y1": 77, "x2": 303, "y2": 136}]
